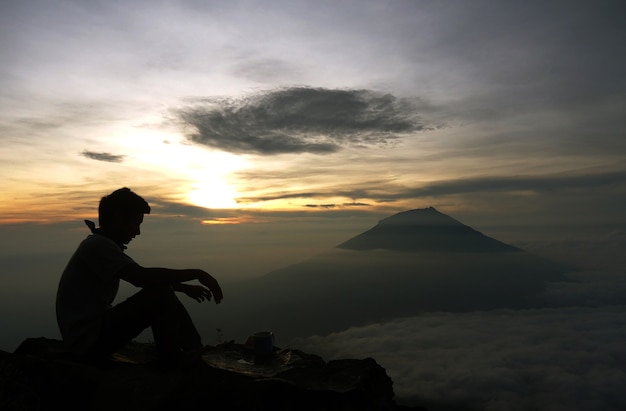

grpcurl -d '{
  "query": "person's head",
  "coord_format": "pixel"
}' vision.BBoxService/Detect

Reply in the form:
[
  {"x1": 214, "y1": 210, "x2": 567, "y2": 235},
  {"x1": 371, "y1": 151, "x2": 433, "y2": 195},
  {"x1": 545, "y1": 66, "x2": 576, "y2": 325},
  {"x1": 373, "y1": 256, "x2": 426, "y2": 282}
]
[{"x1": 98, "y1": 187, "x2": 151, "y2": 244}]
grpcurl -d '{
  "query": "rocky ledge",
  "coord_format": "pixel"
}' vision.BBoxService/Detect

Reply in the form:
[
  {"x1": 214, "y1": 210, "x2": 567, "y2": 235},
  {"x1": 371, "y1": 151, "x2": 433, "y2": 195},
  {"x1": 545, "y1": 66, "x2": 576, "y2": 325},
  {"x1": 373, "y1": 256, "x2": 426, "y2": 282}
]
[{"x1": 0, "y1": 338, "x2": 423, "y2": 410}]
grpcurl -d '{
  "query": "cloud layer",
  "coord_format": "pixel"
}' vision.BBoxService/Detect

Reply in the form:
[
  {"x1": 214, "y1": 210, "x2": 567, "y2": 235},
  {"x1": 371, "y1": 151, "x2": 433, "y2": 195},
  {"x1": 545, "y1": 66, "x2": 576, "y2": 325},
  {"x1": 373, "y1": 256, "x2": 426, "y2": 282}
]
[
  {"x1": 293, "y1": 269, "x2": 626, "y2": 409},
  {"x1": 297, "y1": 305, "x2": 626, "y2": 410},
  {"x1": 177, "y1": 87, "x2": 432, "y2": 155}
]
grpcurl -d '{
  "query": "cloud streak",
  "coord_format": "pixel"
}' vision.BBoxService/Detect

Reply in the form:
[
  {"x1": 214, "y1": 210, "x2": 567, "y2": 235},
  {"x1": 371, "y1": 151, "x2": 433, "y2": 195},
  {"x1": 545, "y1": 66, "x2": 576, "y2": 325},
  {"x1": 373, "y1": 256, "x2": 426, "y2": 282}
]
[
  {"x1": 80, "y1": 150, "x2": 126, "y2": 163},
  {"x1": 236, "y1": 169, "x2": 626, "y2": 204},
  {"x1": 176, "y1": 87, "x2": 433, "y2": 155},
  {"x1": 392, "y1": 170, "x2": 626, "y2": 198}
]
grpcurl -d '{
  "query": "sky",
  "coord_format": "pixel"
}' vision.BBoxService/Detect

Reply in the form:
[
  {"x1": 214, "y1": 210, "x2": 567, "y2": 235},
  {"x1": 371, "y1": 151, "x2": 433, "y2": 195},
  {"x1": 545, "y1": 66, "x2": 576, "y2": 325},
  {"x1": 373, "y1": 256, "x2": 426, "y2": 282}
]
[
  {"x1": 1, "y1": 0, "x2": 624, "y2": 226},
  {"x1": 1, "y1": 1, "x2": 625, "y2": 407}
]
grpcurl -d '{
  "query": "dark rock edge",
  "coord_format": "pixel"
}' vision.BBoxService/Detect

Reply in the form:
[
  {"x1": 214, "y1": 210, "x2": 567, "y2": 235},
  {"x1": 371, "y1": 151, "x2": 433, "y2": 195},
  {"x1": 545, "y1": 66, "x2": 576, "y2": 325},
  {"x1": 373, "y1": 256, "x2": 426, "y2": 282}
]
[{"x1": 0, "y1": 338, "x2": 425, "y2": 411}]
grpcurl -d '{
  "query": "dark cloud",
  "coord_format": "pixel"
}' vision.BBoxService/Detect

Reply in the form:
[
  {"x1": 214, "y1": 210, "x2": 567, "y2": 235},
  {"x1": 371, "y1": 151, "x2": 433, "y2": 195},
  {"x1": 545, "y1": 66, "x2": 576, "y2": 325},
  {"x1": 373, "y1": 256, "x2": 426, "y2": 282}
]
[
  {"x1": 176, "y1": 87, "x2": 433, "y2": 155},
  {"x1": 80, "y1": 150, "x2": 125, "y2": 163},
  {"x1": 304, "y1": 204, "x2": 336, "y2": 209}
]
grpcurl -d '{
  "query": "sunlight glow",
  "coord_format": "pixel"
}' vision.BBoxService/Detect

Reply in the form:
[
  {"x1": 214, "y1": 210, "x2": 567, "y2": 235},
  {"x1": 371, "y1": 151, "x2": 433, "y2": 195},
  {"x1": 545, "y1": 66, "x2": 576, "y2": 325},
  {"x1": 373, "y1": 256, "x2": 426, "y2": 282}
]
[
  {"x1": 181, "y1": 148, "x2": 248, "y2": 209},
  {"x1": 116, "y1": 125, "x2": 249, "y2": 209},
  {"x1": 188, "y1": 178, "x2": 238, "y2": 209}
]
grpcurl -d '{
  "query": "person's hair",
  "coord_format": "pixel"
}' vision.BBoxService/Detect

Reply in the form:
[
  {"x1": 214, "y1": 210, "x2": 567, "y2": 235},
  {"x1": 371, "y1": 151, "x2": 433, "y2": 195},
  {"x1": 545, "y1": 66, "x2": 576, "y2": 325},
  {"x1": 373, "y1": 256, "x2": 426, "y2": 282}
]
[{"x1": 98, "y1": 187, "x2": 151, "y2": 227}]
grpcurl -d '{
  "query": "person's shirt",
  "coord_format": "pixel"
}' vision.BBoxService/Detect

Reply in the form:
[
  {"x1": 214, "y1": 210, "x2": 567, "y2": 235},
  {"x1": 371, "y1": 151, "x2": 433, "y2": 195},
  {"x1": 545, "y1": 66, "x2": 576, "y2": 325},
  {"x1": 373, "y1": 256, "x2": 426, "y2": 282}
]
[{"x1": 56, "y1": 233, "x2": 135, "y2": 355}]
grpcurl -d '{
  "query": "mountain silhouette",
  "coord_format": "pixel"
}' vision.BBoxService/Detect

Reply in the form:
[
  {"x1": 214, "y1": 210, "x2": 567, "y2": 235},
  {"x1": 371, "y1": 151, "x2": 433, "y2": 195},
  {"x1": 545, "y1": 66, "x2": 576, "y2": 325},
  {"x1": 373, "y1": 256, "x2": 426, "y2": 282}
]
[
  {"x1": 216, "y1": 208, "x2": 573, "y2": 345},
  {"x1": 337, "y1": 207, "x2": 520, "y2": 253}
]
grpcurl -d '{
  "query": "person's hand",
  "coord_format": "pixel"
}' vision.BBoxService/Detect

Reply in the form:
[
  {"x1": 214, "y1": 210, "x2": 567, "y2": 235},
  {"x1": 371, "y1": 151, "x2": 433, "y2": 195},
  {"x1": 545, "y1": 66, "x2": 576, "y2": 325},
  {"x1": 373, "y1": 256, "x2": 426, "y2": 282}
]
[
  {"x1": 178, "y1": 283, "x2": 213, "y2": 303},
  {"x1": 196, "y1": 271, "x2": 223, "y2": 304}
]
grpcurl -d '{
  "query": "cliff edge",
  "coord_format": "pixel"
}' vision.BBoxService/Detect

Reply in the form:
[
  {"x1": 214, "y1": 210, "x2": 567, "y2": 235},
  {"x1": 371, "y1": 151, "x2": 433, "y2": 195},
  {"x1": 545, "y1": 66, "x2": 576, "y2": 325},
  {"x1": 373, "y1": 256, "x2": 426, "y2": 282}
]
[{"x1": 0, "y1": 337, "x2": 424, "y2": 410}]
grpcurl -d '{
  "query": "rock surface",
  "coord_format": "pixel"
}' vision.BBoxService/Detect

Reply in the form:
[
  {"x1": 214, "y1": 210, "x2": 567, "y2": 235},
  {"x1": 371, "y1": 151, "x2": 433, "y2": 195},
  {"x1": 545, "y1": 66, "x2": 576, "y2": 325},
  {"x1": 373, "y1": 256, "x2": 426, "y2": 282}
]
[{"x1": 0, "y1": 338, "x2": 423, "y2": 410}]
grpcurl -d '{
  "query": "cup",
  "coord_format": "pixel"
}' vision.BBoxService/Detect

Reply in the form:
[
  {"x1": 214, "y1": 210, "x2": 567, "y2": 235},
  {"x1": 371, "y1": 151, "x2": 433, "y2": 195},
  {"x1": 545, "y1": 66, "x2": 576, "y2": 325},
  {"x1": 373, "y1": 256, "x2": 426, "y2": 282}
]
[{"x1": 252, "y1": 331, "x2": 274, "y2": 355}]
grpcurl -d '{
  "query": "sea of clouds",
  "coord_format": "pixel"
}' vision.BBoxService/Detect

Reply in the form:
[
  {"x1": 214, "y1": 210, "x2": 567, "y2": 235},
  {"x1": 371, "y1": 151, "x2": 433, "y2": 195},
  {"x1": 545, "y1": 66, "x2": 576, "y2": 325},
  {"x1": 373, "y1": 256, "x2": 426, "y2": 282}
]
[{"x1": 296, "y1": 270, "x2": 626, "y2": 410}]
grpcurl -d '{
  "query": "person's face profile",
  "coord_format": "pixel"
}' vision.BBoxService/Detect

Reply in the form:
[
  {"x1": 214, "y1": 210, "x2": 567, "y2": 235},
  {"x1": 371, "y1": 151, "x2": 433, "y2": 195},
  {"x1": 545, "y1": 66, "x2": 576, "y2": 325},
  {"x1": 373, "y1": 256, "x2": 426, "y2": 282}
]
[
  {"x1": 123, "y1": 213, "x2": 144, "y2": 244},
  {"x1": 111, "y1": 212, "x2": 144, "y2": 244}
]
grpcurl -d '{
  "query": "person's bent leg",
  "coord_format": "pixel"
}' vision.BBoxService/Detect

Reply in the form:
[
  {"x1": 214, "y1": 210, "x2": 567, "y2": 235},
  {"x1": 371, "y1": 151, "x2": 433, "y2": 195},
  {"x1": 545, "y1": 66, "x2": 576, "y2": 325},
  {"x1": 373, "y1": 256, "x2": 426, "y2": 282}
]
[
  {"x1": 146, "y1": 285, "x2": 202, "y2": 360},
  {"x1": 89, "y1": 285, "x2": 202, "y2": 363},
  {"x1": 169, "y1": 295, "x2": 203, "y2": 352}
]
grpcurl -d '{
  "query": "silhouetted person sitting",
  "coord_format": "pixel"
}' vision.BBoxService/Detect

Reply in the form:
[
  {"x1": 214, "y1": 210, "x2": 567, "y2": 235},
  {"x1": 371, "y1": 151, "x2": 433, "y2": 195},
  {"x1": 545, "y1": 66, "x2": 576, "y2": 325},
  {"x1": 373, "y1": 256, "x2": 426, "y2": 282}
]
[{"x1": 56, "y1": 187, "x2": 223, "y2": 369}]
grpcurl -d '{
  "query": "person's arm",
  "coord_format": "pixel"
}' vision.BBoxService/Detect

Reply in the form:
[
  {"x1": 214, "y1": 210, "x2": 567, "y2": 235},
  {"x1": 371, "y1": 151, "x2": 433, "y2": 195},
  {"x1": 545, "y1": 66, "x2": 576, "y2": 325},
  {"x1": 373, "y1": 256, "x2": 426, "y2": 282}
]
[{"x1": 118, "y1": 263, "x2": 223, "y2": 303}]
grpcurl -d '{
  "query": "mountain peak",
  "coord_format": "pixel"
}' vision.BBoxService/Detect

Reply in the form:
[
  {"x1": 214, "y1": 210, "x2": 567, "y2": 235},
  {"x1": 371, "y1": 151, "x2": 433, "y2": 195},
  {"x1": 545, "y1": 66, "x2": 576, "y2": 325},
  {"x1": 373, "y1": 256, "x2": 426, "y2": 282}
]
[
  {"x1": 337, "y1": 207, "x2": 520, "y2": 253},
  {"x1": 377, "y1": 207, "x2": 459, "y2": 226}
]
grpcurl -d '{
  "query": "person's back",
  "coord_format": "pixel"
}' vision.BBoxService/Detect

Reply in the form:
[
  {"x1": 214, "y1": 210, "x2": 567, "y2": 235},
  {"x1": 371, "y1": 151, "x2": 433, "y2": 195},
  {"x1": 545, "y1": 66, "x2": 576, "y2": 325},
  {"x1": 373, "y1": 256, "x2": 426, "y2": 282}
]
[
  {"x1": 56, "y1": 232, "x2": 133, "y2": 354},
  {"x1": 55, "y1": 187, "x2": 223, "y2": 367}
]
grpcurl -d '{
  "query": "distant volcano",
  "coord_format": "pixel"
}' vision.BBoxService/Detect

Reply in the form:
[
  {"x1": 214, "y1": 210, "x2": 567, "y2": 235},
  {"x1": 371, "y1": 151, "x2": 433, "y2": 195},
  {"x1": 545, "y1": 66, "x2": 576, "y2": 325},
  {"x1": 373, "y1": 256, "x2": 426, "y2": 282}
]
[
  {"x1": 220, "y1": 208, "x2": 573, "y2": 344},
  {"x1": 337, "y1": 207, "x2": 520, "y2": 253}
]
